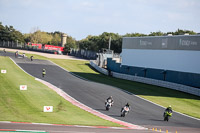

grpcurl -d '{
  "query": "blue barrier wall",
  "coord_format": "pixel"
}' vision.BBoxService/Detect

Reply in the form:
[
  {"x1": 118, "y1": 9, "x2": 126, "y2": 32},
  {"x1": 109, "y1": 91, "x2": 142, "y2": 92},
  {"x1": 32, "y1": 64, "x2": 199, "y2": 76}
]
[{"x1": 107, "y1": 58, "x2": 200, "y2": 88}]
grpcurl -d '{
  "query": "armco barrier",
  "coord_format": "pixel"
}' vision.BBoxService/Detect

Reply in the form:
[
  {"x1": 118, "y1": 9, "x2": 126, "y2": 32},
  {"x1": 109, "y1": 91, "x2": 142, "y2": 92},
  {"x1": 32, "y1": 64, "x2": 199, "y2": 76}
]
[
  {"x1": 90, "y1": 60, "x2": 108, "y2": 75},
  {"x1": 90, "y1": 61, "x2": 200, "y2": 96}
]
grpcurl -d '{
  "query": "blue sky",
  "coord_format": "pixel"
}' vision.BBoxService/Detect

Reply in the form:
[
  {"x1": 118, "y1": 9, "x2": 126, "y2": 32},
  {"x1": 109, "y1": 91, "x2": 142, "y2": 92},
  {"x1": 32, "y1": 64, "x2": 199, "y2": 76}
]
[{"x1": 0, "y1": 0, "x2": 199, "y2": 40}]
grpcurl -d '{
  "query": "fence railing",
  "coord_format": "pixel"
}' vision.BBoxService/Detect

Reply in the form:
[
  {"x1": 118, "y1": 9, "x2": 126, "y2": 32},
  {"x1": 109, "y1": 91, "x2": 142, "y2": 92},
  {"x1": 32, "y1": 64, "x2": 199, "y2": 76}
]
[
  {"x1": 0, "y1": 41, "x2": 60, "y2": 54},
  {"x1": 0, "y1": 40, "x2": 25, "y2": 48},
  {"x1": 70, "y1": 48, "x2": 97, "y2": 60}
]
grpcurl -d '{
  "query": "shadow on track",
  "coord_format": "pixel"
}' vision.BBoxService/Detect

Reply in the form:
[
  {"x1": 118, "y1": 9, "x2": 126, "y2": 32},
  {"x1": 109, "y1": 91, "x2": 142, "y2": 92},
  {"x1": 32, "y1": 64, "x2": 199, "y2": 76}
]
[
  {"x1": 148, "y1": 119, "x2": 164, "y2": 122},
  {"x1": 95, "y1": 109, "x2": 107, "y2": 111},
  {"x1": 72, "y1": 70, "x2": 200, "y2": 101},
  {"x1": 109, "y1": 114, "x2": 122, "y2": 118}
]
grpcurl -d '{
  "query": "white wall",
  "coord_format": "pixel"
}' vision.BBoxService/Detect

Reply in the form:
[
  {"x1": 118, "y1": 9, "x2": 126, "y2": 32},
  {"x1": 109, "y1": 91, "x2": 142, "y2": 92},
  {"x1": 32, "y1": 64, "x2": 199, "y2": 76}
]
[
  {"x1": 112, "y1": 71, "x2": 200, "y2": 96},
  {"x1": 90, "y1": 60, "x2": 108, "y2": 75},
  {"x1": 121, "y1": 49, "x2": 200, "y2": 74}
]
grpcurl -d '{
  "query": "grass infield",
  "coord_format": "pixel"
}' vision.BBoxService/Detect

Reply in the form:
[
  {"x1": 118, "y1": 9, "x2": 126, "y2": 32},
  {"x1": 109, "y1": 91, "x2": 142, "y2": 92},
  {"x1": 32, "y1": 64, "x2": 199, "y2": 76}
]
[{"x1": 0, "y1": 56, "x2": 121, "y2": 127}]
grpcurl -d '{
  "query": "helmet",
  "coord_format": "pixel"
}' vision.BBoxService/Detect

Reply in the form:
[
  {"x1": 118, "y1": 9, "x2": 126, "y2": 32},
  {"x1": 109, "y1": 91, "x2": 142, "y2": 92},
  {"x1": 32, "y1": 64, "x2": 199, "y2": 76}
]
[
  {"x1": 126, "y1": 103, "x2": 130, "y2": 106},
  {"x1": 168, "y1": 105, "x2": 171, "y2": 108}
]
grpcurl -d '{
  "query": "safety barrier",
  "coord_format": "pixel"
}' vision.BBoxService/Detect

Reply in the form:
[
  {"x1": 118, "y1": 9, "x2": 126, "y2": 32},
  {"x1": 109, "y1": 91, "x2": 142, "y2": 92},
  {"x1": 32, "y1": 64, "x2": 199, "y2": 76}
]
[
  {"x1": 90, "y1": 60, "x2": 108, "y2": 75},
  {"x1": 112, "y1": 72, "x2": 200, "y2": 96},
  {"x1": 90, "y1": 61, "x2": 200, "y2": 96},
  {"x1": 70, "y1": 49, "x2": 97, "y2": 60}
]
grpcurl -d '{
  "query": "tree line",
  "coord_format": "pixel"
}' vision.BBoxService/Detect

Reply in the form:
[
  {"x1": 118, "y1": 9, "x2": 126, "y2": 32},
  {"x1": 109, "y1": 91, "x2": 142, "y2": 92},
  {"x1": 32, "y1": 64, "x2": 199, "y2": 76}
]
[
  {"x1": 77, "y1": 29, "x2": 197, "y2": 53},
  {"x1": 0, "y1": 22, "x2": 24, "y2": 43},
  {"x1": 0, "y1": 22, "x2": 197, "y2": 53}
]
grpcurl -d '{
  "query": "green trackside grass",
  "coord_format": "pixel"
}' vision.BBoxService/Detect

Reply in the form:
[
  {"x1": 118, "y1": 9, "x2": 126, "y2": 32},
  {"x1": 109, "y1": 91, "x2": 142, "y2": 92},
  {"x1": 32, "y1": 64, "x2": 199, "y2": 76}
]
[
  {"x1": 0, "y1": 56, "x2": 122, "y2": 127},
  {"x1": 50, "y1": 58, "x2": 200, "y2": 119}
]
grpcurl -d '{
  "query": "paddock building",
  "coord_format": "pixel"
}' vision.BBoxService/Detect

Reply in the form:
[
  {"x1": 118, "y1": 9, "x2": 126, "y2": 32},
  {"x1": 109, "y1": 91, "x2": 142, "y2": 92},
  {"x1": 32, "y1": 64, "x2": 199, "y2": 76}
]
[{"x1": 107, "y1": 35, "x2": 200, "y2": 88}]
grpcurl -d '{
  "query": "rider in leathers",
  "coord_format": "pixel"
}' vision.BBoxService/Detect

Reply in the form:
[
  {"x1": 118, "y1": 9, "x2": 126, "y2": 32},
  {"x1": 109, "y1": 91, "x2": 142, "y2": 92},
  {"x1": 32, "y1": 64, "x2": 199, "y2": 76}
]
[
  {"x1": 121, "y1": 103, "x2": 131, "y2": 112},
  {"x1": 165, "y1": 105, "x2": 172, "y2": 113},
  {"x1": 105, "y1": 96, "x2": 114, "y2": 106}
]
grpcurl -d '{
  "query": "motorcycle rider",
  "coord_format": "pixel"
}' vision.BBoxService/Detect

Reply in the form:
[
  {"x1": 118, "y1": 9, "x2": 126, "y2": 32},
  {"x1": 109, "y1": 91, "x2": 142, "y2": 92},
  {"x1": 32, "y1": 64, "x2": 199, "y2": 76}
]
[
  {"x1": 121, "y1": 103, "x2": 130, "y2": 112},
  {"x1": 121, "y1": 103, "x2": 131, "y2": 117},
  {"x1": 105, "y1": 96, "x2": 114, "y2": 106},
  {"x1": 163, "y1": 105, "x2": 173, "y2": 120},
  {"x1": 30, "y1": 56, "x2": 34, "y2": 61},
  {"x1": 165, "y1": 105, "x2": 172, "y2": 113},
  {"x1": 42, "y1": 69, "x2": 46, "y2": 77}
]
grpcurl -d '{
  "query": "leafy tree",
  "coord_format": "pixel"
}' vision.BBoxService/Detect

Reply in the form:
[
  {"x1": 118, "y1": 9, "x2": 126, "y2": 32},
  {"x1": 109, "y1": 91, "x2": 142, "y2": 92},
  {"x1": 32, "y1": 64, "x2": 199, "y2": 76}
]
[
  {"x1": 50, "y1": 32, "x2": 61, "y2": 46},
  {"x1": 25, "y1": 30, "x2": 60, "y2": 45},
  {"x1": 29, "y1": 30, "x2": 42, "y2": 43},
  {"x1": 0, "y1": 23, "x2": 9, "y2": 41},
  {"x1": 40, "y1": 31, "x2": 52, "y2": 44},
  {"x1": 149, "y1": 31, "x2": 164, "y2": 36},
  {"x1": 78, "y1": 35, "x2": 98, "y2": 51},
  {"x1": 0, "y1": 22, "x2": 24, "y2": 43},
  {"x1": 173, "y1": 29, "x2": 196, "y2": 35},
  {"x1": 124, "y1": 33, "x2": 147, "y2": 37},
  {"x1": 77, "y1": 32, "x2": 122, "y2": 53},
  {"x1": 64, "y1": 36, "x2": 77, "y2": 52}
]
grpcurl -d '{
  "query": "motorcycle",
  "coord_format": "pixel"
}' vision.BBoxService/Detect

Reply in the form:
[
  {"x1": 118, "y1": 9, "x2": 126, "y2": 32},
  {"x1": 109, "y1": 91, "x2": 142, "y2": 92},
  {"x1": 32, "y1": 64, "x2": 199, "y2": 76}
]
[
  {"x1": 105, "y1": 99, "x2": 113, "y2": 111},
  {"x1": 163, "y1": 110, "x2": 172, "y2": 121},
  {"x1": 121, "y1": 106, "x2": 130, "y2": 117}
]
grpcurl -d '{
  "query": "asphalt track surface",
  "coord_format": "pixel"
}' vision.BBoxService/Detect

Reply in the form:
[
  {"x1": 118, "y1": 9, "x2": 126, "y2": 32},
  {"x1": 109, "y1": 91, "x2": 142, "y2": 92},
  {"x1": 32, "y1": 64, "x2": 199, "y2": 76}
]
[
  {"x1": 0, "y1": 122, "x2": 153, "y2": 133},
  {"x1": 0, "y1": 51, "x2": 200, "y2": 133}
]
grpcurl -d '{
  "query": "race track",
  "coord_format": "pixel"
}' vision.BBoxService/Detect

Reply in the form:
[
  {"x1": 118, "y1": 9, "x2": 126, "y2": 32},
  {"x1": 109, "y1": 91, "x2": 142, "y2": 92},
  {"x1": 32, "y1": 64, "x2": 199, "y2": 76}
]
[{"x1": 1, "y1": 51, "x2": 200, "y2": 133}]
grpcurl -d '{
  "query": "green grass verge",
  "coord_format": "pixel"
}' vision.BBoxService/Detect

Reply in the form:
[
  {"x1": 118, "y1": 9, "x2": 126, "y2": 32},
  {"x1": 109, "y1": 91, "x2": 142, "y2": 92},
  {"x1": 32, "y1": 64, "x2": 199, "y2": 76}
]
[
  {"x1": 50, "y1": 58, "x2": 200, "y2": 119},
  {"x1": 0, "y1": 56, "x2": 121, "y2": 127}
]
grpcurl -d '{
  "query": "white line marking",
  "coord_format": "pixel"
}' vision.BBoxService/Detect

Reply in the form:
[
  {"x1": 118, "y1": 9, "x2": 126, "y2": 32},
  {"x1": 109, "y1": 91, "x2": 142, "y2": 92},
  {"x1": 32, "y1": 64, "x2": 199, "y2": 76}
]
[
  {"x1": 0, "y1": 121, "x2": 11, "y2": 123},
  {"x1": 15, "y1": 129, "x2": 47, "y2": 132},
  {"x1": 32, "y1": 123, "x2": 53, "y2": 126}
]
